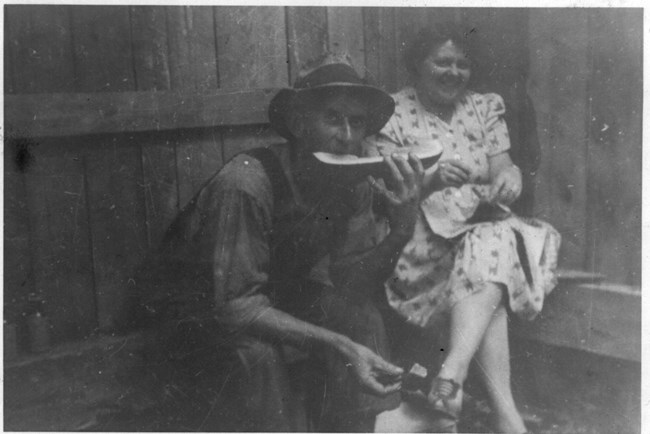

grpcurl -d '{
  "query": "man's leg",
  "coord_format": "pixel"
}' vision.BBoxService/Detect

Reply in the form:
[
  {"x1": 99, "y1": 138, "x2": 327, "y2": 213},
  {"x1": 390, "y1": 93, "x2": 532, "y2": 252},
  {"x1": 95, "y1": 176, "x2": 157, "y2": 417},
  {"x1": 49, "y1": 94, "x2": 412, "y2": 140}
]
[
  {"x1": 149, "y1": 321, "x2": 306, "y2": 432},
  {"x1": 312, "y1": 289, "x2": 402, "y2": 432}
]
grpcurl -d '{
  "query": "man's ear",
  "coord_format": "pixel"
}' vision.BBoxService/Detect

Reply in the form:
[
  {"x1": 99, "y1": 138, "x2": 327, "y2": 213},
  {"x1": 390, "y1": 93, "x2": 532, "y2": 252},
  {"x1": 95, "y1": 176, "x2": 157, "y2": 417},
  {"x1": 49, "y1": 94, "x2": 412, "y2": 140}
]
[{"x1": 287, "y1": 112, "x2": 306, "y2": 139}]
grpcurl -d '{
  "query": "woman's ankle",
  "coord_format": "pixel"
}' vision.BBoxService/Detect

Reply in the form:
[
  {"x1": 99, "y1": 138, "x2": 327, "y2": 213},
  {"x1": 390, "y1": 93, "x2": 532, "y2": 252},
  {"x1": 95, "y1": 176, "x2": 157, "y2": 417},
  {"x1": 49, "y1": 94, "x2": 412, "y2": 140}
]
[{"x1": 437, "y1": 361, "x2": 469, "y2": 385}]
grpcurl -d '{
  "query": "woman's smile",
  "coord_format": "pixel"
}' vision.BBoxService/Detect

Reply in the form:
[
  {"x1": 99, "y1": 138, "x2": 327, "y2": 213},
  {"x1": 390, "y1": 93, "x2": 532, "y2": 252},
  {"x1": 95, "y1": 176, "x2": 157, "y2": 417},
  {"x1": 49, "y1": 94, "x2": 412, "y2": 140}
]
[{"x1": 416, "y1": 40, "x2": 471, "y2": 108}]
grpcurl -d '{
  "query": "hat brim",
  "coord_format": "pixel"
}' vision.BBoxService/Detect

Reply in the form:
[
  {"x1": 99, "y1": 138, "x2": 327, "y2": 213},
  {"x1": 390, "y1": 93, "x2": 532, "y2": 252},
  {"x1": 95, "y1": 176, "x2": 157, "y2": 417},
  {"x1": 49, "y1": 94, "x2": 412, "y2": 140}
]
[{"x1": 268, "y1": 83, "x2": 395, "y2": 140}]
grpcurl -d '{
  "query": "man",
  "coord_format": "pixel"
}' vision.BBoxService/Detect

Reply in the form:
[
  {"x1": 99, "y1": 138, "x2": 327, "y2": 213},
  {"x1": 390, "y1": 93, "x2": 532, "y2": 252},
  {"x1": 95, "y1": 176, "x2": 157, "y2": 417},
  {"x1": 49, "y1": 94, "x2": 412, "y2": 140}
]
[{"x1": 135, "y1": 52, "x2": 424, "y2": 432}]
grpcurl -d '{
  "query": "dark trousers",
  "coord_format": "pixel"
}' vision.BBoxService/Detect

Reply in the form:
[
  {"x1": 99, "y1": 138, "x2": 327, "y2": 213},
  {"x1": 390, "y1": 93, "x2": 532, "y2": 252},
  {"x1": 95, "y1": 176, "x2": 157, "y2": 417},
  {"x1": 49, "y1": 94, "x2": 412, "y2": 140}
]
[{"x1": 144, "y1": 283, "x2": 400, "y2": 432}]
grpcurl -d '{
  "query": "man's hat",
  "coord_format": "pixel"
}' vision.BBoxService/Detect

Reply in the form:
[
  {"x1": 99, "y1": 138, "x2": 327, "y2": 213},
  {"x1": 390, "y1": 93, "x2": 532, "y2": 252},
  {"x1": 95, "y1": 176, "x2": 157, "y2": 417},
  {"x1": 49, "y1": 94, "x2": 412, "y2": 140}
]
[{"x1": 268, "y1": 52, "x2": 395, "y2": 140}]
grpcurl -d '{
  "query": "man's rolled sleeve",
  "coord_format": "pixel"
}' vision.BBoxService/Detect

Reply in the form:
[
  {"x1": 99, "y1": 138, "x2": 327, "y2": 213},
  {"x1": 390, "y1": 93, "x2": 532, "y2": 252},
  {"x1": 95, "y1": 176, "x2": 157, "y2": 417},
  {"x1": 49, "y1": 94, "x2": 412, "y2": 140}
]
[{"x1": 208, "y1": 185, "x2": 274, "y2": 330}]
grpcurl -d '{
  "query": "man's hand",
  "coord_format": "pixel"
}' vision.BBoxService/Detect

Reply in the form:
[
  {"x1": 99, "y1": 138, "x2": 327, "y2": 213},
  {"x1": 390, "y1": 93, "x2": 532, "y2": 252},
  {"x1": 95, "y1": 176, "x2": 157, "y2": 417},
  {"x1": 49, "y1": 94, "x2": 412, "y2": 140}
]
[
  {"x1": 368, "y1": 153, "x2": 424, "y2": 239},
  {"x1": 342, "y1": 340, "x2": 404, "y2": 396},
  {"x1": 488, "y1": 165, "x2": 522, "y2": 205}
]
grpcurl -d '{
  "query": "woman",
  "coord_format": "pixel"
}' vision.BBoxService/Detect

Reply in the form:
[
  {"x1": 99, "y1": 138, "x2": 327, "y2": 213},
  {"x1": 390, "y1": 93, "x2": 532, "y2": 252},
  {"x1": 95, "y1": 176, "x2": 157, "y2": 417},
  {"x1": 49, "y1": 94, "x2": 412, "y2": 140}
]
[{"x1": 368, "y1": 24, "x2": 560, "y2": 433}]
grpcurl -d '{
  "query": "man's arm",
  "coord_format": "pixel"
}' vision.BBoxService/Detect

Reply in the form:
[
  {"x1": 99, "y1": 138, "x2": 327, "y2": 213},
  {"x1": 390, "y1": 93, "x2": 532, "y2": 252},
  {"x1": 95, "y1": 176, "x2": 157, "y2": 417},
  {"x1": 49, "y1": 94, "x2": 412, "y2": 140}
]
[
  {"x1": 209, "y1": 164, "x2": 403, "y2": 396},
  {"x1": 330, "y1": 153, "x2": 424, "y2": 300},
  {"x1": 219, "y1": 300, "x2": 402, "y2": 395}
]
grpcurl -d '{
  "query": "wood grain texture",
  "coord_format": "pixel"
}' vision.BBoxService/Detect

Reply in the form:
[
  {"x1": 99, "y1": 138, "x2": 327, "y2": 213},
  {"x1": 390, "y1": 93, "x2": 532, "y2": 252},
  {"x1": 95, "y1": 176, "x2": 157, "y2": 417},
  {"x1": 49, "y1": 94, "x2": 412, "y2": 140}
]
[
  {"x1": 362, "y1": 8, "x2": 397, "y2": 91},
  {"x1": 215, "y1": 6, "x2": 288, "y2": 89},
  {"x1": 140, "y1": 133, "x2": 179, "y2": 248},
  {"x1": 221, "y1": 125, "x2": 283, "y2": 163},
  {"x1": 528, "y1": 9, "x2": 590, "y2": 270},
  {"x1": 175, "y1": 128, "x2": 224, "y2": 209},
  {"x1": 5, "y1": 5, "x2": 75, "y2": 93},
  {"x1": 70, "y1": 6, "x2": 135, "y2": 92},
  {"x1": 5, "y1": 89, "x2": 278, "y2": 138},
  {"x1": 129, "y1": 6, "x2": 171, "y2": 92},
  {"x1": 23, "y1": 139, "x2": 97, "y2": 342},
  {"x1": 166, "y1": 6, "x2": 218, "y2": 91},
  {"x1": 584, "y1": 9, "x2": 642, "y2": 285},
  {"x1": 327, "y1": 7, "x2": 365, "y2": 76},
  {"x1": 4, "y1": 141, "x2": 35, "y2": 328},
  {"x1": 286, "y1": 6, "x2": 328, "y2": 84},
  {"x1": 84, "y1": 139, "x2": 148, "y2": 331}
]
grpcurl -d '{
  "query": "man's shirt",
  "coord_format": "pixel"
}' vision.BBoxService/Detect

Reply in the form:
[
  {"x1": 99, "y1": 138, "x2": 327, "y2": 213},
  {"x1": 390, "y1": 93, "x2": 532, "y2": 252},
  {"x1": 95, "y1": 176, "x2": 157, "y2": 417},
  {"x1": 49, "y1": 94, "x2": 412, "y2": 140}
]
[{"x1": 137, "y1": 143, "x2": 382, "y2": 330}]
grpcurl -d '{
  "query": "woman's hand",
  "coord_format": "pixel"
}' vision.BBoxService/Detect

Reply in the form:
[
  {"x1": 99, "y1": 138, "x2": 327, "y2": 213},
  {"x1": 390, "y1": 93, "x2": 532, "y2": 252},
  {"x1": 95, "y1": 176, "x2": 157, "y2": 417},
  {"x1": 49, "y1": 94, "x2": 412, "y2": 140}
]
[
  {"x1": 488, "y1": 165, "x2": 522, "y2": 205},
  {"x1": 341, "y1": 340, "x2": 404, "y2": 396},
  {"x1": 369, "y1": 153, "x2": 424, "y2": 239},
  {"x1": 433, "y1": 159, "x2": 471, "y2": 189}
]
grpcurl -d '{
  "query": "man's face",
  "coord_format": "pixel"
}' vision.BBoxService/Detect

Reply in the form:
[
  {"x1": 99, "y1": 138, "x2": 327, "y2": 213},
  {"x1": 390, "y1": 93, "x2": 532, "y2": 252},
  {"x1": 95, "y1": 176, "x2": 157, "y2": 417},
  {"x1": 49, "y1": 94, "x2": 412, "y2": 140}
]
[{"x1": 296, "y1": 91, "x2": 369, "y2": 156}]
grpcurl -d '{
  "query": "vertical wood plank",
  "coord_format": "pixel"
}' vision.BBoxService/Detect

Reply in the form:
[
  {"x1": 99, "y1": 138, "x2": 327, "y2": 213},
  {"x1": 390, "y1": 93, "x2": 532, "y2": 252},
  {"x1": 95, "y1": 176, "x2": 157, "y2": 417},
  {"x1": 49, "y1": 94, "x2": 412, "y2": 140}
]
[
  {"x1": 222, "y1": 125, "x2": 284, "y2": 163},
  {"x1": 129, "y1": 6, "x2": 171, "y2": 92},
  {"x1": 286, "y1": 6, "x2": 328, "y2": 84},
  {"x1": 23, "y1": 139, "x2": 97, "y2": 342},
  {"x1": 362, "y1": 7, "x2": 397, "y2": 91},
  {"x1": 140, "y1": 133, "x2": 179, "y2": 248},
  {"x1": 4, "y1": 140, "x2": 35, "y2": 332},
  {"x1": 4, "y1": 7, "x2": 16, "y2": 94},
  {"x1": 175, "y1": 128, "x2": 224, "y2": 209},
  {"x1": 166, "y1": 6, "x2": 218, "y2": 92},
  {"x1": 327, "y1": 7, "x2": 365, "y2": 76},
  {"x1": 70, "y1": 5, "x2": 135, "y2": 92},
  {"x1": 215, "y1": 6, "x2": 288, "y2": 89},
  {"x1": 585, "y1": 9, "x2": 642, "y2": 285},
  {"x1": 84, "y1": 138, "x2": 148, "y2": 331},
  {"x1": 528, "y1": 9, "x2": 590, "y2": 269},
  {"x1": 5, "y1": 5, "x2": 75, "y2": 93}
]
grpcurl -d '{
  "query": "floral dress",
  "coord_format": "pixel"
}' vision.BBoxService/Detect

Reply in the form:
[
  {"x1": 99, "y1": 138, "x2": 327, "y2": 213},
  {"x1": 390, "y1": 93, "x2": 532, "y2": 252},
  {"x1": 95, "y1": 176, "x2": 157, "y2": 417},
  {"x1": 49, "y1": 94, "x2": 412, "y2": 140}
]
[{"x1": 366, "y1": 87, "x2": 561, "y2": 328}]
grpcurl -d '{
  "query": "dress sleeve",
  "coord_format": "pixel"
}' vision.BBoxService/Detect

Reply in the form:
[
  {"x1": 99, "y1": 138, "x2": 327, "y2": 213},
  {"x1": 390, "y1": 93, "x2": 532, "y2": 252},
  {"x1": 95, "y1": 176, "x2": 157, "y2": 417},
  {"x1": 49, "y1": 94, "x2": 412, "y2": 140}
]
[{"x1": 481, "y1": 93, "x2": 511, "y2": 156}]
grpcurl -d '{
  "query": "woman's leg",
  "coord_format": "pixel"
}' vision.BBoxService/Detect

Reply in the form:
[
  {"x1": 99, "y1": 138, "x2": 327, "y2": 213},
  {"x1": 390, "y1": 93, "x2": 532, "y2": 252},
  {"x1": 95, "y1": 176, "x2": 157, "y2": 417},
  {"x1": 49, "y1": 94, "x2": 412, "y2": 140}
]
[
  {"x1": 474, "y1": 304, "x2": 526, "y2": 433},
  {"x1": 436, "y1": 282, "x2": 503, "y2": 385}
]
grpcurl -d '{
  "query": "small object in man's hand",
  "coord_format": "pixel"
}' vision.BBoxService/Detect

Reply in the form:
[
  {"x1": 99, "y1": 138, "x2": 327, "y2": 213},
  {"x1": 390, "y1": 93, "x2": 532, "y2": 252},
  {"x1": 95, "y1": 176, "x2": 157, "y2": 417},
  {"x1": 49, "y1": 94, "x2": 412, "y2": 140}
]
[{"x1": 402, "y1": 363, "x2": 430, "y2": 392}]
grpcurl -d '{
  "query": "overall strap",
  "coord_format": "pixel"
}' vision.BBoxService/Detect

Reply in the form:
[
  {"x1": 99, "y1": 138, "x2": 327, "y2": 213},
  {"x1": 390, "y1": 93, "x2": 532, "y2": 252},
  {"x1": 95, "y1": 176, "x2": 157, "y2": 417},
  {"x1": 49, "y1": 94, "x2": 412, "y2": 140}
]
[{"x1": 243, "y1": 147, "x2": 292, "y2": 206}]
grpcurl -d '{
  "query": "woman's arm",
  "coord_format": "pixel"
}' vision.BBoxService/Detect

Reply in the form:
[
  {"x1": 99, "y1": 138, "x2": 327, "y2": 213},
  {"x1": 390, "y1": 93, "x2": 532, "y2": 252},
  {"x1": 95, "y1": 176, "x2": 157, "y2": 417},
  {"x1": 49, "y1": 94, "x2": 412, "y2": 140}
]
[
  {"x1": 422, "y1": 158, "x2": 472, "y2": 197},
  {"x1": 221, "y1": 300, "x2": 403, "y2": 396}
]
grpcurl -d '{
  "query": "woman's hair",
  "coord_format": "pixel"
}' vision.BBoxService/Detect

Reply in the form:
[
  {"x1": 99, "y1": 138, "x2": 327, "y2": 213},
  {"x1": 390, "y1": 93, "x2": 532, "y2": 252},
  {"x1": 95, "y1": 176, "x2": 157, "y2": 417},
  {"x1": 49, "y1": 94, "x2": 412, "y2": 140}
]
[{"x1": 404, "y1": 22, "x2": 473, "y2": 77}]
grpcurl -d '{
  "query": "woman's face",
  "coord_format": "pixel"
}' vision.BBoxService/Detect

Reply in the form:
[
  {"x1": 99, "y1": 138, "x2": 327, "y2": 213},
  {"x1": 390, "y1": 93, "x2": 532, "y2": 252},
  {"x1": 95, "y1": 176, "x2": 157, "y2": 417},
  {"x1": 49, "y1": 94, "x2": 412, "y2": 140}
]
[{"x1": 416, "y1": 40, "x2": 471, "y2": 106}]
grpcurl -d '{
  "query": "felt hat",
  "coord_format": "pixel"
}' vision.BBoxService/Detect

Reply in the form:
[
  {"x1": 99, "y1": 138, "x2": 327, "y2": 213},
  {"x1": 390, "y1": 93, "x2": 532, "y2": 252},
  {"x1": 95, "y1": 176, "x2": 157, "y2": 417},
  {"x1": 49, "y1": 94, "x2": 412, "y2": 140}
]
[{"x1": 268, "y1": 52, "x2": 395, "y2": 140}]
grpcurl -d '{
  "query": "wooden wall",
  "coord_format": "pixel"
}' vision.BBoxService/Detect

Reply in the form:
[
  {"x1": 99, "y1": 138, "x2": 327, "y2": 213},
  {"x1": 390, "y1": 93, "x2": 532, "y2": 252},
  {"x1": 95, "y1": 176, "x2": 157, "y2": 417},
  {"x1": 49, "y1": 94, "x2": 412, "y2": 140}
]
[
  {"x1": 528, "y1": 9, "x2": 642, "y2": 284},
  {"x1": 4, "y1": 6, "x2": 642, "y2": 345}
]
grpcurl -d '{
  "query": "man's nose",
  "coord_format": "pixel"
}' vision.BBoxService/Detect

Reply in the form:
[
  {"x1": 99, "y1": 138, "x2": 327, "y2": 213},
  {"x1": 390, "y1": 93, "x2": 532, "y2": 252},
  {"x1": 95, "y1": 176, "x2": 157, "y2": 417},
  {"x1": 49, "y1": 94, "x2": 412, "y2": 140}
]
[{"x1": 338, "y1": 119, "x2": 354, "y2": 141}]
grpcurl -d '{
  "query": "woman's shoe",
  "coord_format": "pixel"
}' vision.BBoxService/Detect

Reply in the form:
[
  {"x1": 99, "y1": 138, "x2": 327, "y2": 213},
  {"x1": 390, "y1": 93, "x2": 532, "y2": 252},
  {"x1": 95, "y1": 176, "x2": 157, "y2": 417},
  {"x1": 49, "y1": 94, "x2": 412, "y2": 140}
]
[{"x1": 427, "y1": 377, "x2": 463, "y2": 420}]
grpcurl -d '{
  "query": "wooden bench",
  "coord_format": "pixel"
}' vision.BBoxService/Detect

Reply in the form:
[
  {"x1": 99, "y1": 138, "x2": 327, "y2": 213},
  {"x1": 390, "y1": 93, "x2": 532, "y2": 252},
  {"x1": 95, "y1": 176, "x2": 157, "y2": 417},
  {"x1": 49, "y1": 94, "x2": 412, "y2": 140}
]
[{"x1": 513, "y1": 269, "x2": 641, "y2": 362}]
